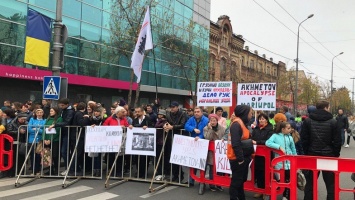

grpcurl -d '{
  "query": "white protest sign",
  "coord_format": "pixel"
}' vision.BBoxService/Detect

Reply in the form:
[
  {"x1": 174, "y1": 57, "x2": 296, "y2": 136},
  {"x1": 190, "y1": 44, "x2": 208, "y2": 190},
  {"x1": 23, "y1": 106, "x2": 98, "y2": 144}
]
[
  {"x1": 85, "y1": 126, "x2": 123, "y2": 153},
  {"x1": 237, "y1": 82, "x2": 276, "y2": 111},
  {"x1": 170, "y1": 134, "x2": 209, "y2": 170},
  {"x1": 214, "y1": 140, "x2": 231, "y2": 174},
  {"x1": 197, "y1": 81, "x2": 232, "y2": 106},
  {"x1": 125, "y1": 127, "x2": 156, "y2": 156}
]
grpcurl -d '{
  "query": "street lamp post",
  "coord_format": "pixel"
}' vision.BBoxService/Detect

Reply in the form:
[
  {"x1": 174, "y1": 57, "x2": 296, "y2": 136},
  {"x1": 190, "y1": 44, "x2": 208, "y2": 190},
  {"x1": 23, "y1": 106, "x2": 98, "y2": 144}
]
[
  {"x1": 330, "y1": 52, "x2": 344, "y2": 113},
  {"x1": 295, "y1": 14, "x2": 314, "y2": 115}
]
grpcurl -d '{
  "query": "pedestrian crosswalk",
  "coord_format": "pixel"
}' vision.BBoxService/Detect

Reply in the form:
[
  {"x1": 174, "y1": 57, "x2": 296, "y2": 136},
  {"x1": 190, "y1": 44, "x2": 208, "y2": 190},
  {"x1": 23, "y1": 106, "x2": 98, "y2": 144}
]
[{"x1": 0, "y1": 178, "x2": 179, "y2": 199}]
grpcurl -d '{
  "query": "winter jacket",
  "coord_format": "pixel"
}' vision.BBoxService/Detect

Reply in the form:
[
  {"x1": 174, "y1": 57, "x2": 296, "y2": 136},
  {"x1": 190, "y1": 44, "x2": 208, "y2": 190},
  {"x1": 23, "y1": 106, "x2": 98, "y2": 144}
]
[
  {"x1": 70, "y1": 111, "x2": 91, "y2": 139},
  {"x1": 103, "y1": 114, "x2": 129, "y2": 127},
  {"x1": 301, "y1": 109, "x2": 341, "y2": 157},
  {"x1": 28, "y1": 118, "x2": 46, "y2": 143},
  {"x1": 336, "y1": 114, "x2": 349, "y2": 130},
  {"x1": 132, "y1": 115, "x2": 154, "y2": 128},
  {"x1": 90, "y1": 116, "x2": 105, "y2": 126},
  {"x1": 54, "y1": 105, "x2": 75, "y2": 136},
  {"x1": 43, "y1": 117, "x2": 63, "y2": 142},
  {"x1": 166, "y1": 110, "x2": 187, "y2": 132},
  {"x1": 155, "y1": 118, "x2": 167, "y2": 145},
  {"x1": 184, "y1": 116, "x2": 209, "y2": 138},
  {"x1": 218, "y1": 117, "x2": 227, "y2": 129},
  {"x1": 266, "y1": 133, "x2": 297, "y2": 170},
  {"x1": 203, "y1": 124, "x2": 225, "y2": 165},
  {"x1": 6, "y1": 117, "x2": 27, "y2": 142},
  {"x1": 251, "y1": 123, "x2": 274, "y2": 170}
]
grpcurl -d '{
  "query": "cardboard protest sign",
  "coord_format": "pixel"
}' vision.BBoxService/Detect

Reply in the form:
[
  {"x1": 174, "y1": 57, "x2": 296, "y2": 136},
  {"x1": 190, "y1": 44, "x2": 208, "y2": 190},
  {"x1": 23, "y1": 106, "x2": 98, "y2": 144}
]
[
  {"x1": 85, "y1": 126, "x2": 123, "y2": 153},
  {"x1": 125, "y1": 127, "x2": 156, "y2": 156},
  {"x1": 170, "y1": 135, "x2": 209, "y2": 170},
  {"x1": 237, "y1": 83, "x2": 276, "y2": 111},
  {"x1": 197, "y1": 81, "x2": 232, "y2": 106},
  {"x1": 214, "y1": 140, "x2": 231, "y2": 174}
]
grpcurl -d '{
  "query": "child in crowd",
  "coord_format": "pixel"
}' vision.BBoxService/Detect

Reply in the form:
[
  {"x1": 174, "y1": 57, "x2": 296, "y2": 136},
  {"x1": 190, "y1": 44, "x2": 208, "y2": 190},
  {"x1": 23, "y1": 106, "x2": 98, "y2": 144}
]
[{"x1": 266, "y1": 122, "x2": 297, "y2": 200}]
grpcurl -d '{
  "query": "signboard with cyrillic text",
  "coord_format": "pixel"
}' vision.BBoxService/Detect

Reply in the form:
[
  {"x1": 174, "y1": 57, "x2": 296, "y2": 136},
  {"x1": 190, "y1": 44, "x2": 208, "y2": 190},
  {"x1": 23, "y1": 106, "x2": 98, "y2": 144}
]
[
  {"x1": 197, "y1": 81, "x2": 232, "y2": 106},
  {"x1": 85, "y1": 126, "x2": 123, "y2": 153},
  {"x1": 237, "y1": 83, "x2": 276, "y2": 111},
  {"x1": 170, "y1": 135, "x2": 209, "y2": 170}
]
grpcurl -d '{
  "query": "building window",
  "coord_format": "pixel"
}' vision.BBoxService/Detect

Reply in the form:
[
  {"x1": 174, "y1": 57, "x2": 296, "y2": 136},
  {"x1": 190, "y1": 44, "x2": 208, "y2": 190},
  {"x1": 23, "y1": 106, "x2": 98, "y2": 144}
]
[
  {"x1": 258, "y1": 63, "x2": 262, "y2": 72},
  {"x1": 220, "y1": 58, "x2": 226, "y2": 80},
  {"x1": 241, "y1": 57, "x2": 245, "y2": 66},
  {"x1": 209, "y1": 56, "x2": 215, "y2": 81},
  {"x1": 250, "y1": 60, "x2": 254, "y2": 69},
  {"x1": 266, "y1": 66, "x2": 270, "y2": 74}
]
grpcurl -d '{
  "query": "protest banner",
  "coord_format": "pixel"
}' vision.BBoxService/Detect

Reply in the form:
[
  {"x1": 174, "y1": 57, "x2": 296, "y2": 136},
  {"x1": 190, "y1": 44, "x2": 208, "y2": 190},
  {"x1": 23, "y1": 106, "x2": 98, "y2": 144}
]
[
  {"x1": 125, "y1": 127, "x2": 156, "y2": 156},
  {"x1": 85, "y1": 126, "x2": 123, "y2": 153},
  {"x1": 170, "y1": 135, "x2": 209, "y2": 170},
  {"x1": 197, "y1": 81, "x2": 232, "y2": 106},
  {"x1": 237, "y1": 82, "x2": 276, "y2": 111},
  {"x1": 214, "y1": 140, "x2": 231, "y2": 174}
]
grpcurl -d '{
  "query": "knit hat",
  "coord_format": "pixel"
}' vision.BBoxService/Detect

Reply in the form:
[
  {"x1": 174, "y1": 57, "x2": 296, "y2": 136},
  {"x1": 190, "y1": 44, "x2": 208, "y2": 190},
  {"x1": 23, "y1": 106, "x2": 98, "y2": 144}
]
[
  {"x1": 307, "y1": 106, "x2": 316, "y2": 114},
  {"x1": 208, "y1": 113, "x2": 220, "y2": 121},
  {"x1": 234, "y1": 105, "x2": 251, "y2": 124},
  {"x1": 158, "y1": 109, "x2": 166, "y2": 117},
  {"x1": 274, "y1": 113, "x2": 287, "y2": 123}
]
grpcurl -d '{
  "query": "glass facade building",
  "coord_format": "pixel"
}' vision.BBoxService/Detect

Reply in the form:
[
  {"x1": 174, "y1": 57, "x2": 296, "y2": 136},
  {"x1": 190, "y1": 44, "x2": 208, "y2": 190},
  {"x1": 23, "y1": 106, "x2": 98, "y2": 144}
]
[{"x1": 0, "y1": 0, "x2": 210, "y2": 106}]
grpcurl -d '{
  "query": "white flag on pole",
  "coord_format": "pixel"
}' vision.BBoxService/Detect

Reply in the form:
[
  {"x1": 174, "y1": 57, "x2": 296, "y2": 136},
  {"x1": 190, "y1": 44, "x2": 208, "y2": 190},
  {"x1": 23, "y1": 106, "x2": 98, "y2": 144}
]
[{"x1": 130, "y1": 6, "x2": 153, "y2": 83}]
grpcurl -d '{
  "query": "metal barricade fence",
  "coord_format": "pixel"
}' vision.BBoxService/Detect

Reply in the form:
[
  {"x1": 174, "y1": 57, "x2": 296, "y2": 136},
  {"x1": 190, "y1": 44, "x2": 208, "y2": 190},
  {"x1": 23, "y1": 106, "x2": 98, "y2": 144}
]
[
  {"x1": 105, "y1": 128, "x2": 190, "y2": 191},
  {"x1": 270, "y1": 155, "x2": 355, "y2": 200},
  {"x1": 190, "y1": 141, "x2": 285, "y2": 198},
  {"x1": 14, "y1": 125, "x2": 104, "y2": 188}
]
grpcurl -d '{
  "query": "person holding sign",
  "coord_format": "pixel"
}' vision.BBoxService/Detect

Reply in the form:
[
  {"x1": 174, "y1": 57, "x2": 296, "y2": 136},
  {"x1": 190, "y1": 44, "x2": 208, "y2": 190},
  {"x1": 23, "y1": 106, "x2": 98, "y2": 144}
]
[
  {"x1": 184, "y1": 107, "x2": 209, "y2": 186},
  {"x1": 227, "y1": 105, "x2": 253, "y2": 200},
  {"x1": 203, "y1": 113, "x2": 225, "y2": 192},
  {"x1": 129, "y1": 106, "x2": 154, "y2": 179},
  {"x1": 43, "y1": 107, "x2": 63, "y2": 175},
  {"x1": 251, "y1": 113, "x2": 274, "y2": 198}
]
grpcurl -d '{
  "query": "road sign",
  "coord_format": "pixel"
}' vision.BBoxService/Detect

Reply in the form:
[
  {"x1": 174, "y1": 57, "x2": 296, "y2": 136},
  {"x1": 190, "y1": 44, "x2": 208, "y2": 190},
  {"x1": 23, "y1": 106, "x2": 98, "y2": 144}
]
[{"x1": 43, "y1": 76, "x2": 61, "y2": 100}]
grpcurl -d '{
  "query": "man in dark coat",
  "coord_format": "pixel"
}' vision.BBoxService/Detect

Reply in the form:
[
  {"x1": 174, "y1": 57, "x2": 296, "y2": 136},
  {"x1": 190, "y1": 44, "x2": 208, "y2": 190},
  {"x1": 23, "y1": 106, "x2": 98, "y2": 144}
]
[
  {"x1": 336, "y1": 108, "x2": 349, "y2": 147},
  {"x1": 301, "y1": 100, "x2": 341, "y2": 200}
]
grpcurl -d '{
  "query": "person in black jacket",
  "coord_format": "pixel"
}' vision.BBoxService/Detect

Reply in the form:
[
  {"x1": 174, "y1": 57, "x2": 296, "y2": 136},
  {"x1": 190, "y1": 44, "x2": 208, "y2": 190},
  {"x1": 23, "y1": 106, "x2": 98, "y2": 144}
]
[
  {"x1": 129, "y1": 106, "x2": 154, "y2": 179},
  {"x1": 48, "y1": 98, "x2": 75, "y2": 174},
  {"x1": 336, "y1": 108, "x2": 349, "y2": 147},
  {"x1": 301, "y1": 100, "x2": 341, "y2": 200},
  {"x1": 251, "y1": 113, "x2": 273, "y2": 198},
  {"x1": 163, "y1": 101, "x2": 187, "y2": 182}
]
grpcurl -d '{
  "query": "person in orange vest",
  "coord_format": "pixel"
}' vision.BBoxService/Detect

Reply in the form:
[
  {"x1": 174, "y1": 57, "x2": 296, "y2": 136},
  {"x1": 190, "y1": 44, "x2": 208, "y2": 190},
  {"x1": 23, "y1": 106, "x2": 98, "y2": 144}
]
[{"x1": 227, "y1": 105, "x2": 253, "y2": 200}]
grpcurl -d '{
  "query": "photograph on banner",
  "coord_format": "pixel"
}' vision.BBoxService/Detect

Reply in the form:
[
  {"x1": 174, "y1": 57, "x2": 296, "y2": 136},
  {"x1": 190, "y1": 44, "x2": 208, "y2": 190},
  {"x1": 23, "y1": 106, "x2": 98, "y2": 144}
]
[
  {"x1": 85, "y1": 126, "x2": 123, "y2": 153},
  {"x1": 237, "y1": 82, "x2": 276, "y2": 111},
  {"x1": 214, "y1": 140, "x2": 231, "y2": 174},
  {"x1": 125, "y1": 127, "x2": 156, "y2": 156},
  {"x1": 197, "y1": 81, "x2": 232, "y2": 107},
  {"x1": 170, "y1": 134, "x2": 209, "y2": 170}
]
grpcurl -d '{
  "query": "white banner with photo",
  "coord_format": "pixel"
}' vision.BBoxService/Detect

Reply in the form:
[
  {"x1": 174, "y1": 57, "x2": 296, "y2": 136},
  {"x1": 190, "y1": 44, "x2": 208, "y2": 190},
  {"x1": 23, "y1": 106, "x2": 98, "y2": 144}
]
[
  {"x1": 85, "y1": 126, "x2": 123, "y2": 153},
  {"x1": 237, "y1": 82, "x2": 276, "y2": 111},
  {"x1": 169, "y1": 134, "x2": 209, "y2": 170},
  {"x1": 214, "y1": 140, "x2": 231, "y2": 174},
  {"x1": 125, "y1": 127, "x2": 156, "y2": 156}
]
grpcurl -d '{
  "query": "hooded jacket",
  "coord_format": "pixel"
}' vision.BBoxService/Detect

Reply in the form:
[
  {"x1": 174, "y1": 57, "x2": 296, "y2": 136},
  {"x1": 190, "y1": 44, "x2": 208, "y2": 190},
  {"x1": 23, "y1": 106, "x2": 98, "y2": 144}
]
[
  {"x1": 230, "y1": 105, "x2": 251, "y2": 162},
  {"x1": 265, "y1": 132, "x2": 297, "y2": 170},
  {"x1": 300, "y1": 109, "x2": 341, "y2": 157}
]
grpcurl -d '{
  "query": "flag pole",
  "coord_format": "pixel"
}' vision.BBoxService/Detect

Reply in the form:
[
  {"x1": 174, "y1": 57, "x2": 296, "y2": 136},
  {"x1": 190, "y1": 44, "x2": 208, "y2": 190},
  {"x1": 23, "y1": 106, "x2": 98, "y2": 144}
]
[{"x1": 148, "y1": 5, "x2": 158, "y2": 100}]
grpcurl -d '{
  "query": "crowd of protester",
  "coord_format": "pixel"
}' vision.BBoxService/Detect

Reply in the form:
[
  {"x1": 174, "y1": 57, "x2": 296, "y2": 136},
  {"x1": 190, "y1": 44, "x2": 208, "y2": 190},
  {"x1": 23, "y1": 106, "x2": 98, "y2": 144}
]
[{"x1": 0, "y1": 98, "x2": 353, "y2": 200}]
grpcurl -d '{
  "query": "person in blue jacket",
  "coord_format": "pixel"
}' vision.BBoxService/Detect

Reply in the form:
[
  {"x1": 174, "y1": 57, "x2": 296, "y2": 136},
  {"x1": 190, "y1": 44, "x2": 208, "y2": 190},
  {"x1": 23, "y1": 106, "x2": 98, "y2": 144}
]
[
  {"x1": 184, "y1": 107, "x2": 209, "y2": 140},
  {"x1": 184, "y1": 106, "x2": 209, "y2": 187},
  {"x1": 266, "y1": 121, "x2": 297, "y2": 200},
  {"x1": 28, "y1": 108, "x2": 46, "y2": 174}
]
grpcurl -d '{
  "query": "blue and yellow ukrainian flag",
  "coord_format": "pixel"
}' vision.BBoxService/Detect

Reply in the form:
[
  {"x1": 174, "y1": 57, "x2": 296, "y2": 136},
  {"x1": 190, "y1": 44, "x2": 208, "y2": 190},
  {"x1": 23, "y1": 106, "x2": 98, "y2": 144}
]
[{"x1": 24, "y1": 9, "x2": 52, "y2": 67}]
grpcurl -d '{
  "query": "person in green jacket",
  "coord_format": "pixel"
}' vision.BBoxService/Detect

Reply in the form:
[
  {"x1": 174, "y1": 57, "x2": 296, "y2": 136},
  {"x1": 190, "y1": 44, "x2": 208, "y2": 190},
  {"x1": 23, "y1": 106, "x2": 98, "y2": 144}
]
[
  {"x1": 295, "y1": 112, "x2": 302, "y2": 123},
  {"x1": 268, "y1": 113, "x2": 276, "y2": 128},
  {"x1": 43, "y1": 107, "x2": 63, "y2": 175}
]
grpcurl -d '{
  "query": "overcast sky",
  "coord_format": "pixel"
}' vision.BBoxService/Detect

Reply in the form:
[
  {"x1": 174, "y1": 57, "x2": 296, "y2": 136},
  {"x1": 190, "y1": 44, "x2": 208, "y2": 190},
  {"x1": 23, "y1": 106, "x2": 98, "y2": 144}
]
[{"x1": 210, "y1": 0, "x2": 355, "y2": 95}]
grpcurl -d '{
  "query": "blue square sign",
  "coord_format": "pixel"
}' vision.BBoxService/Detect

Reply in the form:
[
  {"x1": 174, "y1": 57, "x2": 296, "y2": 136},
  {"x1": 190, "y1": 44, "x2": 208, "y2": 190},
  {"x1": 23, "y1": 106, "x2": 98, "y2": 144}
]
[{"x1": 43, "y1": 76, "x2": 61, "y2": 100}]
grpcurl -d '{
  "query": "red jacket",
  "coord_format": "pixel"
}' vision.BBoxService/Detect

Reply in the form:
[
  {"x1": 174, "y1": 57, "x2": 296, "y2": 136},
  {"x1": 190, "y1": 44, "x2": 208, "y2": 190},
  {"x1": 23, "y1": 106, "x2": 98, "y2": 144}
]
[{"x1": 103, "y1": 115, "x2": 129, "y2": 127}]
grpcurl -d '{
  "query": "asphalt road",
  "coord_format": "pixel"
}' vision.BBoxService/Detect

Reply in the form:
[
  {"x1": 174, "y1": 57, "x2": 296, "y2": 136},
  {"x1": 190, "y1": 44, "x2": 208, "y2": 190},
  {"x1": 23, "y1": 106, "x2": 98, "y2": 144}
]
[{"x1": 1, "y1": 144, "x2": 355, "y2": 200}]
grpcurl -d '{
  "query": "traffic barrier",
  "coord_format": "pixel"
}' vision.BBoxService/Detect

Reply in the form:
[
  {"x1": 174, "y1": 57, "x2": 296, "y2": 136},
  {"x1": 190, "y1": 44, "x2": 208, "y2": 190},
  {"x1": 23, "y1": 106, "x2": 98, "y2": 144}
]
[
  {"x1": 270, "y1": 155, "x2": 355, "y2": 200},
  {"x1": 105, "y1": 128, "x2": 190, "y2": 190},
  {"x1": 14, "y1": 125, "x2": 104, "y2": 188},
  {"x1": 190, "y1": 140, "x2": 285, "y2": 197},
  {"x1": 0, "y1": 134, "x2": 13, "y2": 171}
]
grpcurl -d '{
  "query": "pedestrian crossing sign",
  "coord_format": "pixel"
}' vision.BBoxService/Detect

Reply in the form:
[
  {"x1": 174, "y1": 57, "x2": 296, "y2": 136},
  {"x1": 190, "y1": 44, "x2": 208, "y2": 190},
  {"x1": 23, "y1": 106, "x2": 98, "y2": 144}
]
[{"x1": 43, "y1": 76, "x2": 61, "y2": 100}]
